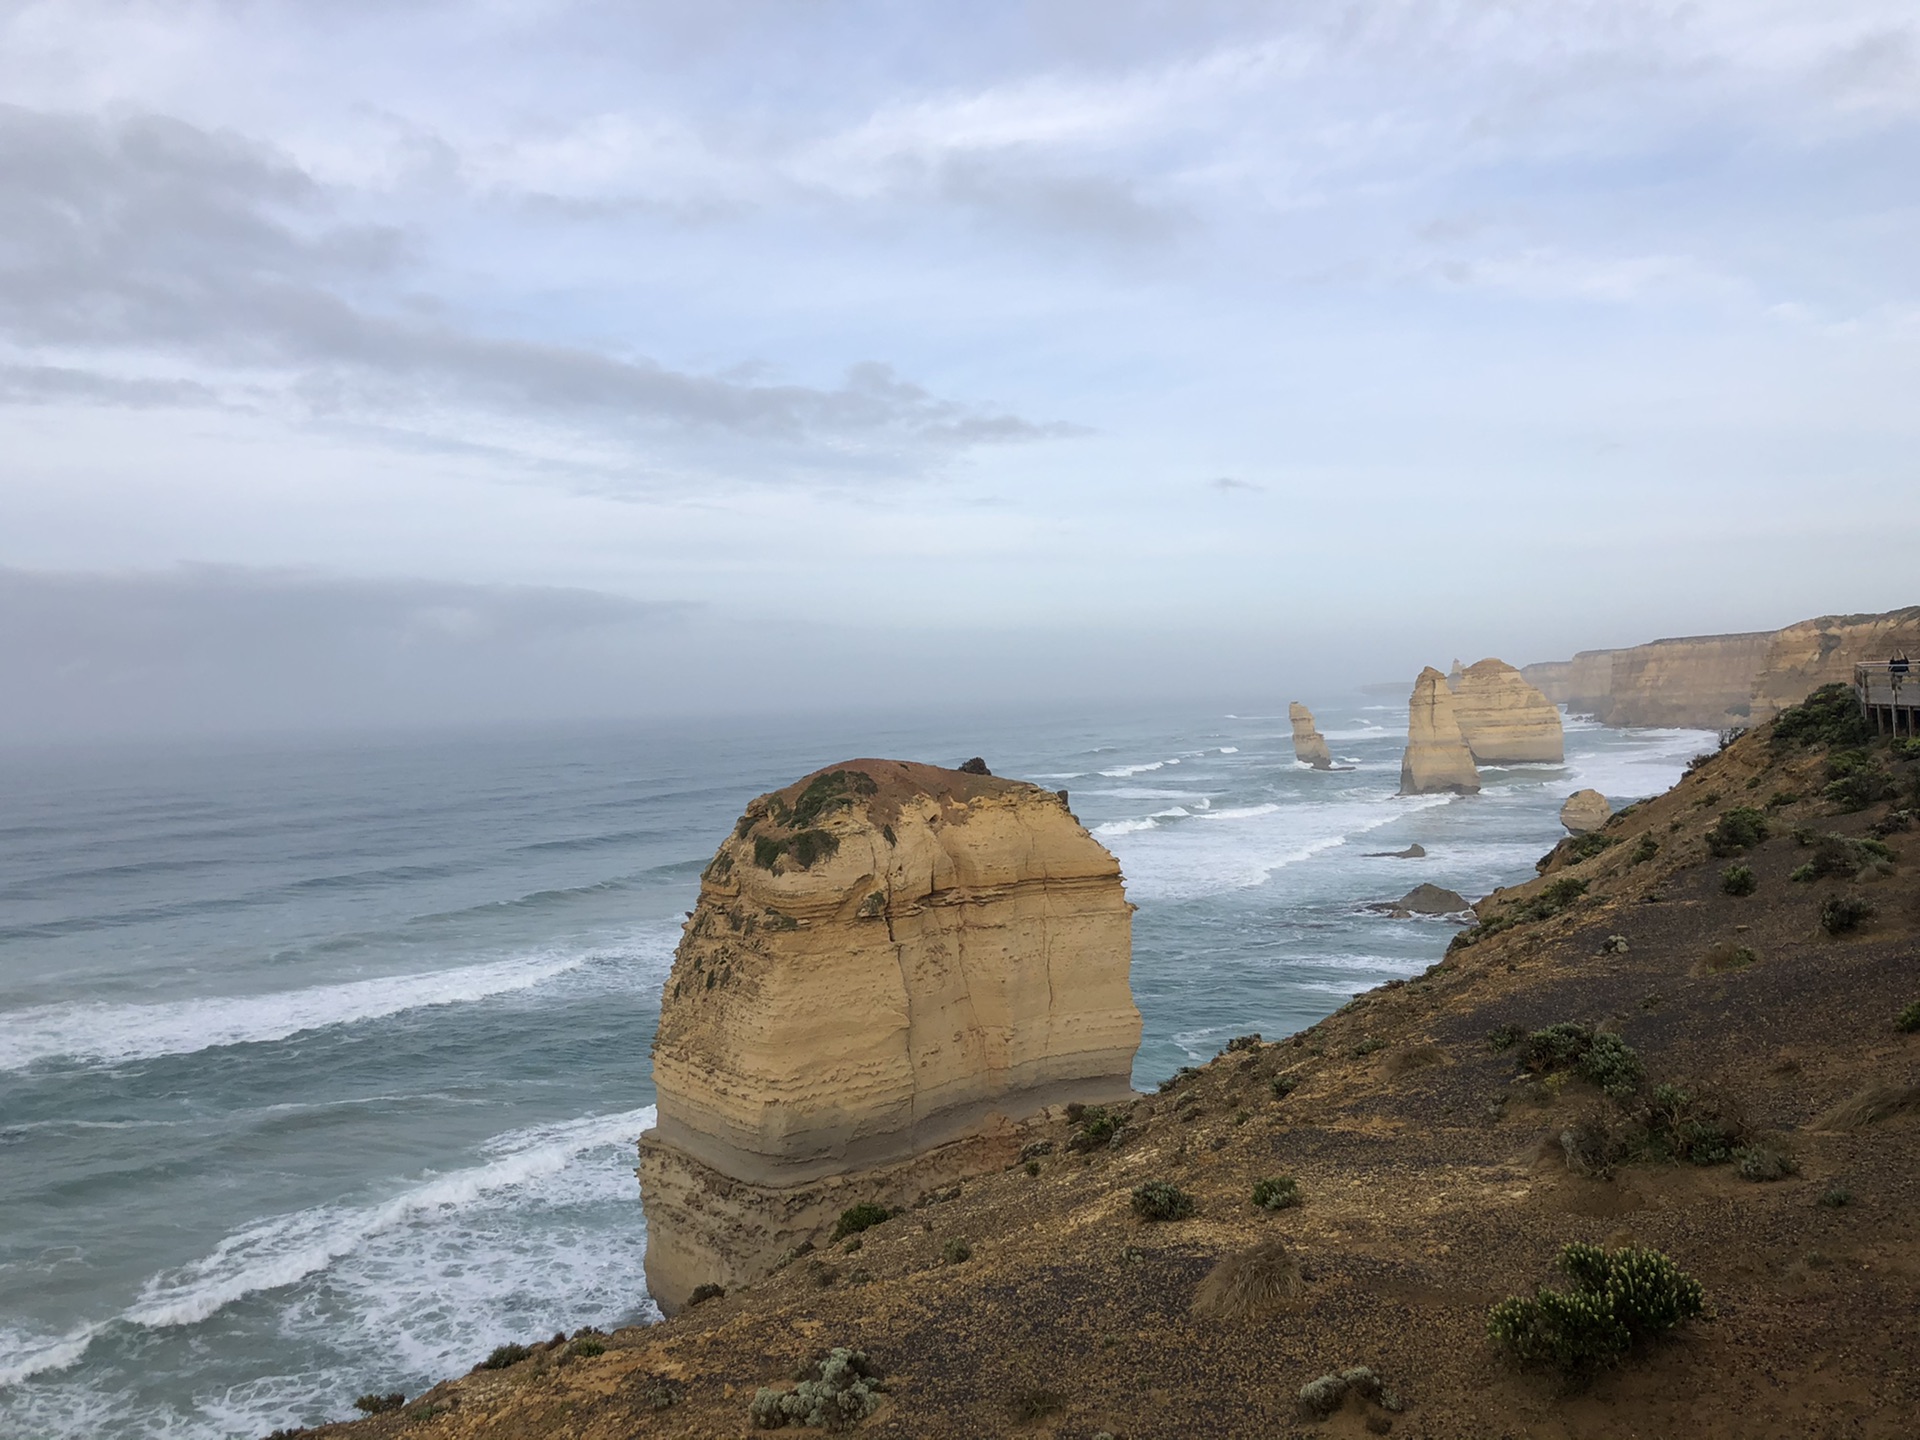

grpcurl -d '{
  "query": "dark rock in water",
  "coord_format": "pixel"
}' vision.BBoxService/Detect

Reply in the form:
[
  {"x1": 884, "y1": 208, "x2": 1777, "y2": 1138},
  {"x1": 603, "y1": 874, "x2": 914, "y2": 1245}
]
[
  {"x1": 1363, "y1": 843, "x2": 1426, "y2": 859},
  {"x1": 958, "y1": 757, "x2": 991, "y2": 775},
  {"x1": 1369, "y1": 883, "x2": 1471, "y2": 919}
]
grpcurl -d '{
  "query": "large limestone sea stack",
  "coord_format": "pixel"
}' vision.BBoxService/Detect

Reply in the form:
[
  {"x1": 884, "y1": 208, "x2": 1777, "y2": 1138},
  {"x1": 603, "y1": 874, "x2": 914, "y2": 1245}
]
[
  {"x1": 1399, "y1": 667, "x2": 1481, "y2": 795},
  {"x1": 640, "y1": 760, "x2": 1141, "y2": 1314},
  {"x1": 1446, "y1": 658, "x2": 1565, "y2": 764},
  {"x1": 1288, "y1": 702, "x2": 1334, "y2": 769}
]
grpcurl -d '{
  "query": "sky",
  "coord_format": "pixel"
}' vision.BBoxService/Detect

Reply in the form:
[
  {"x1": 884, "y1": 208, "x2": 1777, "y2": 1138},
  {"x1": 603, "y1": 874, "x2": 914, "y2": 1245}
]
[{"x1": 2, "y1": 0, "x2": 1917, "y2": 738}]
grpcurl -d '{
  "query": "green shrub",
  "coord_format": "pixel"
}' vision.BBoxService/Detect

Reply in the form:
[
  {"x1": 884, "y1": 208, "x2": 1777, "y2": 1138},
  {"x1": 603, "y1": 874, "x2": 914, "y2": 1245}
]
[
  {"x1": 1765, "y1": 790, "x2": 1800, "y2": 810},
  {"x1": 1270, "y1": 1073, "x2": 1299, "y2": 1099},
  {"x1": 1067, "y1": 1106, "x2": 1122, "y2": 1152},
  {"x1": 1772, "y1": 685, "x2": 1869, "y2": 750},
  {"x1": 831, "y1": 1203, "x2": 896, "y2": 1242},
  {"x1": 1897, "y1": 1001, "x2": 1920, "y2": 1034},
  {"x1": 1486, "y1": 1022, "x2": 1527, "y2": 1052},
  {"x1": 1566, "y1": 832, "x2": 1616, "y2": 863},
  {"x1": 479, "y1": 1343, "x2": 531, "y2": 1371},
  {"x1": 568, "y1": 1336, "x2": 606, "y2": 1358},
  {"x1": 1820, "y1": 895, "x2": 1873, "y2": 935},
  {"x1": 1720, "y1": 864, "x2": 1757, "y2": 896},
  {"x1": 1351, "y1": 1037, "x2": 1386, "y2": 1058},
  {"x1": 1024, "y1": 1159, "x2": 1041, "y2": 1177},
  {"x1": 1005, "y1": 1389, "x2": 1065, "y2": 1423},
  {"x1": 1223, "y1": 1032, "x2": 1263, "y2": 1053},
  {"x1": 1706, "y1": 807, "x2": 1769, "y2": 856},
  {"x1": 1252, "y1": 1176, "x2": 1301, "y2": 1211},
  {"x1": 1639, "y1": 1084, "x2": 1747, "y2": 1165},
  {"x1": 1627, "y1": 835, "x2": 1660, "y2": 866},
  {"x1": 1734, "y1": 1145, "x2": 1797, "y2": 1182},
  {"x1": 1131, "y1": 1180, "x2": 1196, "y2": 1221},
  {"x1": 687, "y1": 1282, "x2": 726, "y2": 1306},
  {"x1": 749, "y1": 1348, "x2": 885, "y2": 1431},
  {"x1": 1701, "y1": 941, "x2": 1756, "y2": 972},
  {"x1": 940, "y1": 1238, "x2": 972, "y2": 1264},
  {"x1": 1451, "y1": 877, "x2": 1589, "y2": 949},
  {"x1": 1515, "y1": 1023, "x2": 1645, "y2": 1099},
  {"x1": 1819, "y1": 1185, "x2": 1853, "y2": 1208},
  {"x1": 1297, "y1": 1367, "x2": 1401, "y2": 1419},
  {"x1": 352, "y1": 1392, "x2": 405, "y2": 1415},
  {"x1": 1825, "y1": 770, "x2": 1895, "y2": 813},
  {"x1": 1487, "y1": 1244, "x2": 1704, "y2": 1374}
]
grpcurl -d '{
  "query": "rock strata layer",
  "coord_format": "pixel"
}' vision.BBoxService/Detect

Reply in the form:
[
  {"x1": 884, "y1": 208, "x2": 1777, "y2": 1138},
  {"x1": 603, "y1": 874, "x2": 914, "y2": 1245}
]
[
  {"x1": 1560, "y1": 789, "x2": 1611, "y2": 834},
  {"x1": 1399, "y1": 668, "x2": 1481, "y2": 795},
  {"x1": 1289, "y1": 703, "x2": 1334, "y2": 769},
  {"x1": 1445, "y1": 659, "x2": 1564, "y2": 764},
  {"x1": 640, "y1": 760, "x2": 1141, "y2": 1313}
]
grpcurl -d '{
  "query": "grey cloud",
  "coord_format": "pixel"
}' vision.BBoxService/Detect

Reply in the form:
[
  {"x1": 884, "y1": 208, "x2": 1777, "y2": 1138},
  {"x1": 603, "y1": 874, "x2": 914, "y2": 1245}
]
[
  {"x1": 0, "y1": 362, "x2": 221, "y2": 407},
  {"x1": 932, "y1": 155, "x2": 1189, "y2": 247},
  {"x1": 0, "y1": 106, "x2": 1074, "y2": 468},
  {"x1": 1208, "y1": 476, "x2": 1262, "y2": 492}
]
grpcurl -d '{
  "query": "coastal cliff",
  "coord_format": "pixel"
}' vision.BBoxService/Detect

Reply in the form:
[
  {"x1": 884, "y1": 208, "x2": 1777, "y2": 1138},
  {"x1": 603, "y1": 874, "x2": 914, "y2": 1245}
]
[
  {"x1": 1399, "y1": 667, "x2": 1480, "y2": 794},
  {"x1": 1288, "y1": 702, "x2": 1334, "y2": 769},
  {"x1": 1445, "y1": 658, "x2": 1564, "y2": 764},
  {"x1": 639, "y1": 760, "x2": 1140, "y2": 1313}
]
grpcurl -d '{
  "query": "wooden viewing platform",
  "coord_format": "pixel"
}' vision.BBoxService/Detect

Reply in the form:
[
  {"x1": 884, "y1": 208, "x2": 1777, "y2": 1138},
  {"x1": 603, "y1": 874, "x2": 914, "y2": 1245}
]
[{"x1": 1854, "y1": 662, "x2": 1919, "y2": 737}]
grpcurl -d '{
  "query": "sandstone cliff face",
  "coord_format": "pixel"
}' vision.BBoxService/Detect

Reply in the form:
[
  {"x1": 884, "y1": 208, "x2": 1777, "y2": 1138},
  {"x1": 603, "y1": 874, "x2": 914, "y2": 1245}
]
[
  {"x1": 1559, "y1": 788, "x2": 1611, "y2": 834},
  {"x1": 1289, "y1": 702, "x2": 1334, "y2": 769},
  {"x1": 1444, "y1": 659, "x2": 1564, "y2": 764},
  {"x1": 1749, "y1": 608, "x2": 1920, "y2": 721},
  {"x1": 1399, "y1": 668, "x2": 1480, "y2": 795},
  {"x1": 1523, "y1": 634, "x2": 1770, "y2": 729},
  {"x1": 640, "y1": 760, "x2": 1140, "y2": 1313}
]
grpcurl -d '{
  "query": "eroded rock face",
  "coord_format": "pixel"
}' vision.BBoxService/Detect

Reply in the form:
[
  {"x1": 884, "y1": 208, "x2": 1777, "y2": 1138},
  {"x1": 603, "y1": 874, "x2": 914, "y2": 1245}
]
[
  {"x1": 1399, "y1": 668, "x2": 1480, "y2": 795},
  {"x1": 1522, "y1": 635, "x2": 1769, "y2": 729},
  {"x1": 1750, "y1": 608, "x2": 1920, "y2": 722},
  {"x1": 1446, "y1": 659, "x2": 1565, "y2": 765},
  {"x1": 640, "y1": 760, "x2": 1140, "y2": 1313},
  {"x1": 1289, "y1": 703, "x2": 1334, "y2": 769},
  {"x1": 1560, "y1": 789, "x2": 1611, "y2": 834}
]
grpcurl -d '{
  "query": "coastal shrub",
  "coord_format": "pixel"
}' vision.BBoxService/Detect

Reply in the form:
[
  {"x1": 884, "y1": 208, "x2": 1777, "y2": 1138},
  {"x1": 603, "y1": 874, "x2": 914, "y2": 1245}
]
[
  {"x1": 1451, "y1": 877, "x2": 1589, "y2": 949},
  {"x1": 1515, "y1": 1023, "x2": 1645, "y2": 1099},
  {"x1": 1720, "y1": 864, "x2": 1757, "y2": 896},
  {"x1": 1488, "y1": 1244, "x2": 1704, "y2": 1375},
  {"x1": 749, "y1": 1348, "x2": 886, "y2": 1431},
  {"x1": 1825, "y1": 769, "x2": 1894, "y2": 813},
  {"x1": 1872, "y1": 809, "x2": 1914, "y2": 836},
  {"x1": 1131, "y1": 1180, "x2": 1196, "y2": 1221},
  {"x1": 567, "y1": 1336, "x2": 606, "y2": 1358},
  {"x1": 780, "y1": 769, "x2": 878, "y2": 828},
  {"x1": 1820, "y1": 895, "x2": 1873, "y2": 935},
  {"x1": 1252, "y1": 1176, "x2": 1301, "y2": 1211},
  {"x1": 687, "y1": 1282, "x2": 727, "y2": 1307},
  {"x1": 1897, "y1": 1001, "x2": 1920, "y2": 1033},
  {"x1": 940, "y1": 1238, "x2": 972, "y2": 1264},
  {"x1": 1639, "y1": 1084, "x2": 1747, "y2": 1165},
  {"x1": 1223, "y1": 1033, "x2": 1263, "y2": 1053},
  {"x1": 645, "y1": 1376, "x2": 684, "y2": 1410},
  {"x1": 1820, "y1": 1185, "x2": 1853, "y2": 1208},
  {"x1": 1705, "y1": 807, "x2": 1769, "y2": 856},
  {"x1": 1701, "y1": 941, "x2": 1756, "y2": 973},
  {"x1": 1191, "y1": 1239, "x2": 1304, "y2": 1319},
  {"x1": 1004, "y1": 1388, "x2": 1065, "y2": 1423},
  {"x1": 1772, "y1": 685, "x2": 1870, "y2": 750},
  {"x1": 1270, "y1": 1073, "x2": 1299, "y2": 1099},
  {"x1": 1066, "y1": 1105, "x2": 1123, "y2": 1152},
  {"x1": 479, "y1": 1343, "x2": 531, "y2": 1370},
  {"x1": 1734, "y1": 1144, "x2": 1798, "y2": 1182},
  {"x1": 1024, "y1": 1159, "x2": 1042, "y2": 1177},
  {"x1": 1297, "y1": 1367, "x2": 1402, "y2": 1420},
  {"x1": 831, "y1": 1203, "x2": 896, "y2": 1242},
  {"x1": 1157, "y1": 1067, "x2": 1198, "y2": 1094},
  {"x1": 1566, "y1": 832, "x2": 1616, "y2": 864},
  {"x1": 1766, "y1": 789, "x2": 1801, "y2": 810},
  {"x1": 1559, "y1": 1108, "x2": 1630, "y2": 1179},
  {"x1": 1351, "y1": 1036, "x2": 1386, "y2": 1058},
  {"x1": 1486, "y1": 1022, "x2": 1527, "y2": 1052},
  {"x1": 1628, "y1": 835, "x2": 1660, "y2": 866},
  {"x1": 352, "y1": 1392, "x2": 405, "y2": 1415}
]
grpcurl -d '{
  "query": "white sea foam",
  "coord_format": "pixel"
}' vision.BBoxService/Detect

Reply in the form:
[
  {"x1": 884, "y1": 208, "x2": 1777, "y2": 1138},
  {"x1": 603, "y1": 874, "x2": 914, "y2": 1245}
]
[
  {"x1": 1218, "y1": 747, "x2": 1239, "y2": 753},
  {"x1": 0, "y1": 1323, "x2": 103, "y2": 1389},
  {"x1": 0, "y1": 937, "x2": 673, "y2": 1073},
  {"x1": 1094, "y1": 817, "x2": 1161, "y2": 836}
]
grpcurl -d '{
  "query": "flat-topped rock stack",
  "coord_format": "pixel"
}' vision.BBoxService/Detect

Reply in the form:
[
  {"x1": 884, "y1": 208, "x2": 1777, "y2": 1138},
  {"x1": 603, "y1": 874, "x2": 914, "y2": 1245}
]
[
  {"x1": 1446, "y1": 658, "x2": 1565, "y2": 765},
  {"x1": 1289, "y1": 702, "x2": 1334, "y2": 769},
  {"x1": 640, "y1": 760, "x2": 1141, "y2": 1314},
  {"x1": 1560, "y1": 788, "x2": 1611, "y2": 834},
  {"x1": 1399, "y1": 667, "x2": 1481, "y2": 795}
]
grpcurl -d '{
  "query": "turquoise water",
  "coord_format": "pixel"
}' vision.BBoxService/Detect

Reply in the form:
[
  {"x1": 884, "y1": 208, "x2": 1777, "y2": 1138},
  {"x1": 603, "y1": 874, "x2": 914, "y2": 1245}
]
[{"x1": 0, "y1": 703, "x2": 1710, "y2": 1437}]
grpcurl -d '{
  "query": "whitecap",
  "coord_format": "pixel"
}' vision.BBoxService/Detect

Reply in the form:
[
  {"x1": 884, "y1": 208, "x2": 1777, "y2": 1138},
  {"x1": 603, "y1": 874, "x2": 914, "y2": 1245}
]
[
  {"x1": 1093, "y1": 817, "x2": 1160, "y2": 836},
  {"x1": 0, "y1": 1322, "x2": 104, "y2": 1389},
  {"x1": 1096, "y1": 761, "x2": 1165, "y2": 778}
]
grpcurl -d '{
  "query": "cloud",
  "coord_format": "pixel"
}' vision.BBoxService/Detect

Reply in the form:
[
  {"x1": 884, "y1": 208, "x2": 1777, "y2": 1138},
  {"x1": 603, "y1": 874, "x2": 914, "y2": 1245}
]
[
  {"x1": 1208, "y1": 476, "x2": 1263, "y2": 492},
  {"x1": 0, "y1": 104, "x2": 1075, "y2": 476}
]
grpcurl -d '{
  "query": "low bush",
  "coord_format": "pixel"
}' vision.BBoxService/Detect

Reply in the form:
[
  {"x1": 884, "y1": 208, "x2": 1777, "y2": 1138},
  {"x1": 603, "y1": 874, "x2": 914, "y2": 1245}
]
[
  {"x1": 1734, "y1": 1145, "x2": 1798, "y2": 1182},
  {"x1": 1897, "y1": 1001, "x2": 1920, "y2": 1034},
  {"x1": 1765, "y1": 789, "x2": 1800, "y2": 810},
  {"x1": 1297, "y1": 1366, "x2": 1403, "y2": 1420},
  {"x1": 1251, "y1": 1176, "x2": 1301, "y2": 1211},
  {"x1": 1559, "y1": 1108, "x2": 1629, "y2": 1179},
  {"x1": 1191, "y1": 1238, "x2": 1304, "y2": 1319},
  {"x1": 352, "y1": 1393, "x2": 405, "y2": 1415},
  {"x1": 1566, "y1": 832, "x2": 1616, "y2": 863},
  {"x1": 1701, "y1": 941, "x2": 1756, "y2": 973},
  {"x1": 1820, "y1": 895, "x2": 1873, "y2": 935},
  {"x1": 1872, "y1": 809, "x2": 1915, "y2": 837},
  {"x1": 479, "y1": 1343, "x2": 531, "y2": 1371},
  {"x1": 1024, "y1": 1159, "x2": 1041, "y2": 1177},
  {"x1": 1825, "y1": 769, "x2": 1895, "y2": 813},
  {"x1": 1706, "y1": 807, "x2": 1769, "y2": 856},
  {"x1": 1720, "y1": 864, "x2": 1757, "y2": 896},
  {"x1": 1131, "y1": 1180, "x2": 1196, "y2": 1221},
  {"x1": 1066, "y1": 1105, "x2": 1123, "y2": 1152},
  {"x1": 1004, "y1": 1389, "x2": 1065, "y2": 1423},
  {"x1": 1515, "y1": 1023, "x2": 1645, "y2": 1099},
  {"x1": 1270, "y1": 1073, "x2": 1299, "y2": 1099},
  {"x1": 831, "y1": 1203, "x2": 896, "y2": 1243},
  {"x1": 567, "y1": 1336, "x2": 606, "y2": 1358},
  {"x1": 1638, "y1": 1084, "x2": 1747, "y2": 1165},
  {"x1": 1486, "y1": 1022, "x2": 1527, "y2": 1052},
  {"x1": 1488, "y1": 1244, "x2": 1705, "y2": 1374},
  {"x1": 1351, "y1": 1037, "x2": 1386, "y2": 1058},
  {"x1": 1627, "y1": 834, "x2": 1660, "y2": 866},
  {"x1": 1820, "y1": 1185, "x2": 1853, "y2": 1208},
  {"x1": 1451, "y1": 877, "x2": 1589, "y2": 949},
  {"x1": 749, "y1": 1348, "x2": 886, "y2": 1431},
  {"x1": 1771, "y1": 684, "x2": 1870, "y2": 750},
  {"x1": 1223, "y1": 1033, "x2": 1263, "y2": 1053},
  {"x1": 940, "y1": 1238, "x2": 972, "y2": 1265},
  {"x1": 687, "y1": 1282, "x2": 727, "y2": 1307}
]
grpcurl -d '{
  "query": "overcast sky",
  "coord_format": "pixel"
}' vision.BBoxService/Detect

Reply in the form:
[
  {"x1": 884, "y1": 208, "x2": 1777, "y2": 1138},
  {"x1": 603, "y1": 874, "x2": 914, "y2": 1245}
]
[{"x1": 2, "y1": 0, "x2": 1917, "y2": 737}]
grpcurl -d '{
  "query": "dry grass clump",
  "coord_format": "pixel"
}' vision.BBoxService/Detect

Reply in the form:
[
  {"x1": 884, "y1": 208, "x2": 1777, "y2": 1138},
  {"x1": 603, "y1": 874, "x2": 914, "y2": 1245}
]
[
  {"x1": 1812, "y1": 1084, "x2": 1920, "y2": 1131},
  {"x1": 1382, "y1": 1043, "x2": 1446, "y2": 1078},
  {"x1": 1191, "y1": 1238, "x2": 1306, "y2": 1320}
]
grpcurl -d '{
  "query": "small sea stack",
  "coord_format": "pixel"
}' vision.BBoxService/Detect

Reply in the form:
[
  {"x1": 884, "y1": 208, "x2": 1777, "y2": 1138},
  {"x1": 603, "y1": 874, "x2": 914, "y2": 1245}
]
[
  {"x1": 639, "y1": 760, "x2": 1141, "y2": 1314},
  {"x1": 1289, "y1": 702, "x2": 1334, "y2": 769},
  {"x1": 1446, "y1": 658, "x2": 1565, "y2": 764},
  {"x1": 1560, "y1": 788, "x2": 1612, "y2": 834},
  {"x1": 1399, "y1": 667, "x2": 1481, "y2": 795}
]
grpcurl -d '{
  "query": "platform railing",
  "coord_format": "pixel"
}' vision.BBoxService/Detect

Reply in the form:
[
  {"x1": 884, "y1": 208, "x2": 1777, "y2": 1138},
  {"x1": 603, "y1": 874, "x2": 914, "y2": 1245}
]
[{"x1": 1854, "y1": 662, "x2": 1918, "y2": 736}]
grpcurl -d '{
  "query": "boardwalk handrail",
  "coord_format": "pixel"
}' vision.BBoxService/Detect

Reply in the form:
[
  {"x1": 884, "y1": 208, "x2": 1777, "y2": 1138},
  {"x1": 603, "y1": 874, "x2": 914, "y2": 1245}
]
[{"x1": 1854, "y1": 661, "x2": 1918, "y2": 737}]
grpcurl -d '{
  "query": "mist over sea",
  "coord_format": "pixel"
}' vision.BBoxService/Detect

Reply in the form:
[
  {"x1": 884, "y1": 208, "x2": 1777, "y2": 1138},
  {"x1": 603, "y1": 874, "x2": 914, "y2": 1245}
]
[{"x1": 0, "y1": 702, "x2": 1712, "y2": 1437}]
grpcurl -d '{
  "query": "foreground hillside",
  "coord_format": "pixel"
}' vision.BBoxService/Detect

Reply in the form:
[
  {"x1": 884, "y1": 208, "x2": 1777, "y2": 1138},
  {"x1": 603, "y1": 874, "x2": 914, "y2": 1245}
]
[{"x1": 315, "y1": 692, "x2": 1919, "y2": 1440}]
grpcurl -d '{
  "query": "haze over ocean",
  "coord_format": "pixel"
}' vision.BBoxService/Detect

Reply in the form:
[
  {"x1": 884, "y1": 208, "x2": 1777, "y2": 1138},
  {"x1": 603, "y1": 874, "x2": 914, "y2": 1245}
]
[{"x1": 0, "y1": 703, "x2": 1708, "y2": 1437}]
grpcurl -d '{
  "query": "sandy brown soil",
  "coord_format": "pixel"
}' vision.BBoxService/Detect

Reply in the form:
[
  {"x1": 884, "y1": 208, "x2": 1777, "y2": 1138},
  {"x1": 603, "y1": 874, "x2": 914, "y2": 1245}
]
[{"x1": 310, "y1": 713, "x2": 1920, "y2": 1440}]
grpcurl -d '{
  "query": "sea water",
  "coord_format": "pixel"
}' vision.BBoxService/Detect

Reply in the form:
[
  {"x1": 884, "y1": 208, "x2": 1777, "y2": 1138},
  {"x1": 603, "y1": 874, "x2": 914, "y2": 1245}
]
[{"x1": 0, "y1": 702, "x2": 1712, "y2": 1437}]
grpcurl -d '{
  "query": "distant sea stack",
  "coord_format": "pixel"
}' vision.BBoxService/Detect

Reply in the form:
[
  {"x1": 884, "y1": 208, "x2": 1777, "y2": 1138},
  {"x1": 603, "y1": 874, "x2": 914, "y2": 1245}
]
[
  {"x1": 1399, "y1": 667, "x2": 1481, "y2": 795},
  {"x1": 1288, "y1": 702, "x2": 1334, "y2": 769},
  {"x1": 1445, "y1": 658, "x2": 1565, "y2": 764},
  {"x1": 639, "y1": 760, "x2": 1141, "y2": 1314}
]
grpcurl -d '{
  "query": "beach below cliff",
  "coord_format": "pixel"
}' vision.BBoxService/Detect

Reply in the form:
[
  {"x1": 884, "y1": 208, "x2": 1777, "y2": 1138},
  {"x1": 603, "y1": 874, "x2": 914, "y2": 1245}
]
[{"x1": 0, "y1": 702, "x2": 1709, "y2": 1438}]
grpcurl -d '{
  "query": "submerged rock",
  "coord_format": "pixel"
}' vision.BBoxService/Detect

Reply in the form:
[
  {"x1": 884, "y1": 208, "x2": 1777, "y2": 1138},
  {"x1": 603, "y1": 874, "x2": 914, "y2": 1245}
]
[
  {"x1": 640, "y1": 759, "x2": 1141, "y2": 1313},
  {"x1": 1561, "y1": 788, "x2": 1612, "y2": 835},
  {"x1": 1363, "y1": 843, "x2": 1427, "y2": 859},
  {"x1": 1371, "y1": 883, "x2": 1471, "y2": 918},
  {"x1": 1289, "y1": 703, "x2": 1334, "y2": 770},
  {"x1": 1399, "y1": 668, "x2": 1481, "y2": 795},
  {"x1": 1447, "y1": 658, "x2": 1565, "y2": 765}
]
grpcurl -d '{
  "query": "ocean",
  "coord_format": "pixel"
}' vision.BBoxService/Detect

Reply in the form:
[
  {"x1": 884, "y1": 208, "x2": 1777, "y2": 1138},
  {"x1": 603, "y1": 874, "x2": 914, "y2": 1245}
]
[{"x1": 0, "y1": 701, "x2": 1713, "y2": 1437}]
